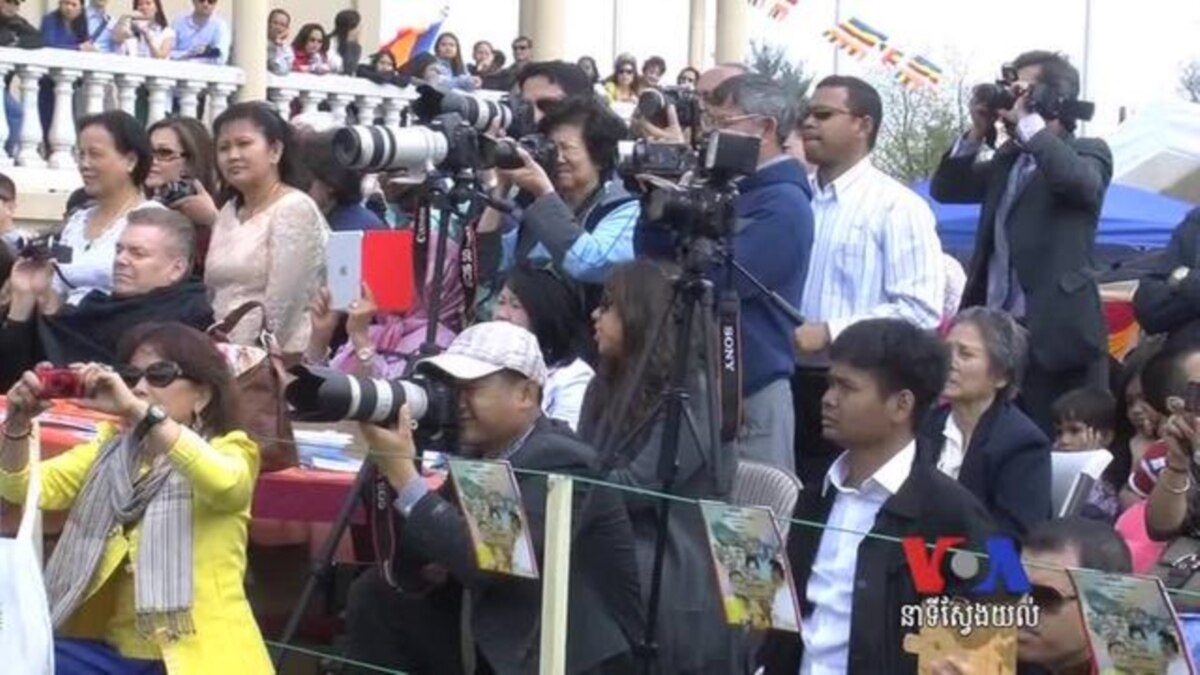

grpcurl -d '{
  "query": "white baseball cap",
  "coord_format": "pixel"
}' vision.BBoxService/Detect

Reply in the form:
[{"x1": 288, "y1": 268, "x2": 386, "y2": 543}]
[{"x1": 418, "y1": 322, "x2": 548, "y2": 386}]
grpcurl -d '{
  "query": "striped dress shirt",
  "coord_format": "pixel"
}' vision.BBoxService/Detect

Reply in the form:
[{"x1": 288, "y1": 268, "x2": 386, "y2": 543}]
[{"x1": 800, "y1": 157, "x2": 944, "y2": 346}]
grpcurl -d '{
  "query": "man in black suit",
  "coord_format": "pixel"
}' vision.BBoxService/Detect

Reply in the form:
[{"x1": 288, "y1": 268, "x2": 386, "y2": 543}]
[
  {"x1": 344, "y1": 322, "x2": 643, "y2": 675},
  {"x1": 931, "y1": 50, "x2": 1113, "y2": 433},
  {"x1": 1132, "y1": 207, "x2": 1200, "y2": 348},
  {"x1": 759, "y1": 318, "x2": 997, "y2": 674}
]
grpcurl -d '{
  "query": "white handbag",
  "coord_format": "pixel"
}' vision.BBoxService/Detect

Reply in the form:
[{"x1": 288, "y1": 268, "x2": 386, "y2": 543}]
[{"x1": 0, "y1": 422, "x2": 55, "y2": 674}]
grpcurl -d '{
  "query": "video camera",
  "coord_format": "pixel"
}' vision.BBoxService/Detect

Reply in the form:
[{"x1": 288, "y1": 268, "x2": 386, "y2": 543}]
[
  {"x1": 333, "y1": 84, "x2": 515, "y2": 174},
  {"x1": 285, "y1": 366, "x2": 459, "y2": 444},
  {"x1": 972, "y1": 63, "x2": 1095, "y2": 125},
  {"x1": 636, "y1": 86, "x2": 701, "y2": 129},
  {"x1": 618, "y1": 131, "x2": 761, "y2": 242},
  {"x1": 15, "y1": 233, "x2": 73, "y2": 264}
]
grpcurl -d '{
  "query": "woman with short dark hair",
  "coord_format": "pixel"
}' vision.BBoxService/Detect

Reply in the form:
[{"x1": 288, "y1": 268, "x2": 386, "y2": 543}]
[
  {"x1": 918, "y1": 306, "x2": 1053, "y2": 535},
  {"x1": 55, "y1": 111, "x2": 161, "y2": 305},
  {"x1": 1, "y1": 322, "x2": 273, "y2": 674}
]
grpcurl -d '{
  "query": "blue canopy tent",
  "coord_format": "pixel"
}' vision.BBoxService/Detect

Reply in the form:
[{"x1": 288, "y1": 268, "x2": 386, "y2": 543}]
[{"x1": 913, "y1": 180, "x2": 1195, "y2": 258}]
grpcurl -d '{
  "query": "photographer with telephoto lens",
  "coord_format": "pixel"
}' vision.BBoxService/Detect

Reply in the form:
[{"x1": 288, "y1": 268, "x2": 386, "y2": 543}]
[
  {"x1": 476, "y1": 95, "x2": 638, "y2": 294},
  {"x1": 342, "y1": 321, "x2": 643, "y2": 675},
  {"x1": 931, "y1": 50, "x2": 1112, "y2": 433}
]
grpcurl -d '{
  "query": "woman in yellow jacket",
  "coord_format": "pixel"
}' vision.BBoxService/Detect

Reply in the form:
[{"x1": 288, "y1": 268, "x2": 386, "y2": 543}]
[{"x1": 1, "y1": 322, "x2": 273, "y2": 675}]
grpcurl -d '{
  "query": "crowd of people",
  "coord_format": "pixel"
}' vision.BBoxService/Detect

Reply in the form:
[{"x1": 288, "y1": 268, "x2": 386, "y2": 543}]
[{"x1": 2, "y1": 5, "x2": 1200, "y2": 674}]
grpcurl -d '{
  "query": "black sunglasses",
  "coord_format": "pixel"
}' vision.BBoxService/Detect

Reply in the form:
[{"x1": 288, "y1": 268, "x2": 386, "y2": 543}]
[
  {"x1": 618, "y1": 69, "x2": 635, "y2": 75},
  {"x1": 119, "y1": 361, "x2": 185, "y2": 388},
  {"x1": 1029, "y1": 584, "x2": 1077, "y2": 612}
]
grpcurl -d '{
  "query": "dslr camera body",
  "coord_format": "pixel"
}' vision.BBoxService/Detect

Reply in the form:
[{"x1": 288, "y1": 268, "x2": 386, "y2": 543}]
[
  {"x1": 973, "y1": 64, "x2": 1095, "y2": 126},
  {"x1": 636, "y1": 86, "x2": 701, "y2": 129},
  {"x1": 154, "y1": 179, "x2": 198, "y2": 206},
  {"x1": 16, "y1": 233, "x2": 73, "y2": 264},
  {"x1": 488, "y1": 133, "x2": 559, "y2": 173}
]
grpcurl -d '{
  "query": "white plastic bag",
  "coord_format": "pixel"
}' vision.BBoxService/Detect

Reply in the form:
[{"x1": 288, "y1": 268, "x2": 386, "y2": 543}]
[{"x1": 0, "y1": 422, "x2": 55, "y2": 674}]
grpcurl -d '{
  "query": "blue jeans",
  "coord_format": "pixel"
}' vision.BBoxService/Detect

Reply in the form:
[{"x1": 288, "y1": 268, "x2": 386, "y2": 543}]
[{"x1": 55, "y1": 639, "x2": 165, "y2": 675}]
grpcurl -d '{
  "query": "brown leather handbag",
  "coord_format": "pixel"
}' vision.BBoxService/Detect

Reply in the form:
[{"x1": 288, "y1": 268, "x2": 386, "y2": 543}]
[{"x1": 207, "y1": 301, "x2": 298, "y2": 472}]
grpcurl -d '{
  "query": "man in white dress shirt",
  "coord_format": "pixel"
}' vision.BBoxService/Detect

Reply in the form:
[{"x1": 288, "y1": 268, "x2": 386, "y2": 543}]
[
  {"x1": 789, "y1": 75, "x2": 945, "y2": 487},
  {"x1": 757, "y1": 318, "x2": 994, "y2": 675}
]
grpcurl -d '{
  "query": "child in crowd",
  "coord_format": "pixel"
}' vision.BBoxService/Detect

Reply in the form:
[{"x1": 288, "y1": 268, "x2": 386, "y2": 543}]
[{"x1": 1052, "y1": 387, "x2": 1130, "y2": 523}]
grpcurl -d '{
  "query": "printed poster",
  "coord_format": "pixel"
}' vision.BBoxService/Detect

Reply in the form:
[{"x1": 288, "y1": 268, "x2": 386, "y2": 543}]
[
  {"x1": 699, "y1": 501, "x2": 800, "y2": 633},
  {"x1": 448, "y1": 458, "x2": 538, "y2": 579},
  {"x1": 1068, "y1": 568, "x2": 1194, "y2": 674}
]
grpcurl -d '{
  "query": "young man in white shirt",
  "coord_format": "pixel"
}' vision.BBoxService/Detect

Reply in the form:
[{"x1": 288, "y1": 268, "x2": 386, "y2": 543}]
[
  {"x1": 759, "y1": 318, "x2": 995, "y2": 675},
  {"x1": 791, "y1": 75, "x2": 945, "y2": 488}
]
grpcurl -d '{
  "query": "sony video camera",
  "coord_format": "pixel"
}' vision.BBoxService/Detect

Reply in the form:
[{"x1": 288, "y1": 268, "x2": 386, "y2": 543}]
[
  {"x1": 333, "y1": 84, "x2": 514, "y2": 174},
  {"x1": 15, "y1": 233, "x2": 73, "y2": 264},
  {"x1": 618, "y1": 131, "x2": 761, "y2": 242},
  {"x1": 636, "y1": 86, "x2": 701, "y2": 129},
  {"x1": 285, "y1": 366, "x2": 459, "y2": 444},
  {"x1": 972, "y1": 63, "x2": 1095, "y2": 126}
]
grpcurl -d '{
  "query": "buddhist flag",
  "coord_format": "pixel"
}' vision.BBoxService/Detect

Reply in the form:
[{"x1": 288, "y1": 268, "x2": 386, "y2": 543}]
[
  {"x1": 908, "y1": 55, "x2": 944, "y2": 85},
  {"x1": 823, "y1": 27, "x2": 868, "y2": 60},
  {"x1": 748, "y1": 0, "x2": 798, "y2": 21},
  {"x1": 881, "y1": 45, "x2": 905, "y2": 67},
  {"x1": 839, "y1": 17, "x2": 888, "y2": 49},
  {"x1": 382, "y1": 4, "x2": 448, "y2": 67}
]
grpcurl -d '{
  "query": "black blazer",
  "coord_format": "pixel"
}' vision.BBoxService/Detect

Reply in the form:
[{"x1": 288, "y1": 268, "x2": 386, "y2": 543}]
[
  {"x1": 392, "y1": 416, "x2": 644, "y2": 675},
  {"x1": 918, "y1": 402, "x2": 1053, "y2": 536},
  {"x1": 1133, "y1": 208, "x2": 1200, "y2": 345},
  {"x1": 931, "y1": 130, "x2": 1113, "y2": 374},
  {"x1": 758, "y1": 455, "x2": 997, "y2": 675}
]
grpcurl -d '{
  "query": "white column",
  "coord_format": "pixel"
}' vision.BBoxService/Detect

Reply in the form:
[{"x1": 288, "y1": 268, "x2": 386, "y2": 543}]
[
  {"x1": 115, "y1": 74, "x2": 145, "y2": 117},
  {"x1": 16, "y1": 65, "x2": 47, "y2": 168},
  {"x1": 233, "y1": 0, "x2": 269, "y2": 102},
  {"x1": 688, "y1": 0, "x2": 707, "y2": 68},
  {"x1": 206, "y1": 83, "x2": 237, "y2": 124},
  {"x1": 267, "y1": 88, "x2": 298, "y2": 117},
  {"x1": 81, "y1": 72, "x2": 113, "y2": 116},
  {"x1": 47, "y1": 69, "x2": 80, "y2": 169},
  {"x1": 518, "y1": 0, "x2": 537, "y2": 44},
  {"x1": 356, "y1": 95, "x2": 382, "y2": 125},
  {"x1": 297, "y1": 91, "x2": 323, "y2": 116},
  {"x1": 381, "y1": 97, "x2": 404, "y2": 127},
  {"x1": 329, "y1": 94, "x2": 354, "y2": 126},
  {"x1": 177, "y1": 80, "x2": 206, "y2": 119},
  {"x1": 145, "y1": 77, "x2": 173, "y2": 125},
  {"x1": 529, "y1": 0, "x2": 567, "y2": 60},
  {"x1": 715, "y1": 0, "x2": 749, "y2": 65},
  {"x1": 0, "y1": 64, "x2": 12, "y2": 167}
]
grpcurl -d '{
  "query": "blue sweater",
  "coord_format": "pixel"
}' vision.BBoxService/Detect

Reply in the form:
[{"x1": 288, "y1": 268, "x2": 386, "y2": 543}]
[{"x1": 727, "y1": 157, "x2": 814, "y2": 395}]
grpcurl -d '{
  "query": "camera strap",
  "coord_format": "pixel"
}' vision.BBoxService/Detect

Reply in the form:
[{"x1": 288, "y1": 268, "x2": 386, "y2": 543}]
[
  {"x1": 368, "y1": 471, "x2": 401, "y2": 587},
  {"x1": 413, "y1": 204, "x2": 431, "y2": 301},
  {"x1": 717, "y1": 288, "x2": 742, "y2": 443}
]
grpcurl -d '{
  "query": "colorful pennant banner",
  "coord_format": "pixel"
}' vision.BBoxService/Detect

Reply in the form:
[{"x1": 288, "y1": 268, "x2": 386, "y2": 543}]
[
  {"x1": 826, "y1": 16, "x2": 945, "y2": 89},
  {"x1": 748, "y1": 0, "x2": 800, "y2": 22}
]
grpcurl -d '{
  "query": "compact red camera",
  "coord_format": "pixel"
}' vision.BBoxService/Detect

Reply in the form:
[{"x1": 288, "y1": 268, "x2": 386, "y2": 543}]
[{"x1": 35, "y1": 367, "x2": 86, "y2": 400}]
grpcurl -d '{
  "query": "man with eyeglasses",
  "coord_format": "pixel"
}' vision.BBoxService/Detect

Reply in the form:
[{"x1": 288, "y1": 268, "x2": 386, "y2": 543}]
[
  {"x1": 791, "y1": 75, "x2": 944, "y2": 489},
  {"x1": 929, "y1": 517, "x2": 1132, "y2": 675},
  {"x1": 669, "y1": 73, "x2": 813, "y2": 473},
  {"x1": 511, "y1": 36, "x2": 533, "y2": 67},
  {"x1": 0, "y1": 208, "x2": 212, "y2": 390},
  {"x1": 170, "y1": 0, "x2": 230, "y2": 65}
]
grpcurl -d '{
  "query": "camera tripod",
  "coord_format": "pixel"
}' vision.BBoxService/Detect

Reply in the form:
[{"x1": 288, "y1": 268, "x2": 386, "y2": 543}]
[{"x1": 272, "y1": 168, "x2": 490, "y2": 670}]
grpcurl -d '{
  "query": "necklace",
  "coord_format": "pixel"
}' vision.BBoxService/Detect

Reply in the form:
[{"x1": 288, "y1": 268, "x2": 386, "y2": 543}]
[
  {"x1": 84, "y1": 192, "x2": 142, "y2": 249},
  {"x1": 240, "y1": 182, "x2": 284, "y2": 221}
]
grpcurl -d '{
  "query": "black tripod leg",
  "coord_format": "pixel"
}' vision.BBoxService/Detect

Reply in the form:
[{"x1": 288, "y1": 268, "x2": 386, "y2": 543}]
[{"x1": 273, "y1": 462, "x2": 377, "y2": 668}]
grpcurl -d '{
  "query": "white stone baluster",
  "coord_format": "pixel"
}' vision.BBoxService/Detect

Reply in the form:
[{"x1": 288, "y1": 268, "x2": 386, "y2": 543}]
[
  {"x1": 206, "y1": 83, "x2": 237, "y2": 124},
  {"x1": 177, "y1": 80, "x2": 205, "y2": 120},
  {"x1": 81, "y1": 72, "x2": 113, "y2": 115},
  {"x1": 47, "y1": 68, "x2": 81, "y2": 170},
  {"x1": 297, "y1": 91, "x2": 324, "y2": 116},
  {"x1": 328, "y1": 94, "x2": 354, "y2": 126},
  {"x1": 355, "y1": 95, "x2": 382, "y2": 125},
  {"x1": 145, "y1": 77, "x2": 173, "y2": 125},
  {"x1": 15, "y1": 65, "x2": 47, "y2": 168},
  {"x1": 381, "y1": 97, "x2": 404, "y2": 127},
  {"x1": 268, "y1": 88, "x2": 298, "y2": 117},
  {"x1": 0, "y1": 63, "x2": 12, "y2": 167},
  {"x1": 115, "y1": 74, "x2": 145, "y2": 117}
]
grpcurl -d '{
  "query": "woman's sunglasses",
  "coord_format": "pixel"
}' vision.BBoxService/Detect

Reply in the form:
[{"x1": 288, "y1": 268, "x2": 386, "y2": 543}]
[{"x1": 118, "y1": 361, "x2": 185, "y2": 388}]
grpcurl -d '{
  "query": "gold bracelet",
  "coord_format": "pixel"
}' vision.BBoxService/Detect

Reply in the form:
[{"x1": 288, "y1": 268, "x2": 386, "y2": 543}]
[{"x1": 1164, "y1": 473, "x2": 1193, "y2": 495}]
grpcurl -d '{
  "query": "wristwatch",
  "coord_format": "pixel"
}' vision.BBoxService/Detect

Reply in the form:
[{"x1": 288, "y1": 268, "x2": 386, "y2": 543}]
[
  {"x1": 134, "y1": 404, "x2": 169, "y2": 441},
  {"x1": 355, "y1": 346, "x2": 377, "y2": 363},
  {"x1": 1169, "y1": 266, "x2": 1191, "y2": 293}
]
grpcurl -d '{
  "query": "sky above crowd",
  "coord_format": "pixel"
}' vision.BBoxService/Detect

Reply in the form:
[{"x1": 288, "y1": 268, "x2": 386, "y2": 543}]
[{"x1": 388, "y1": 0, "x2": 1200, "y2": 137}]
